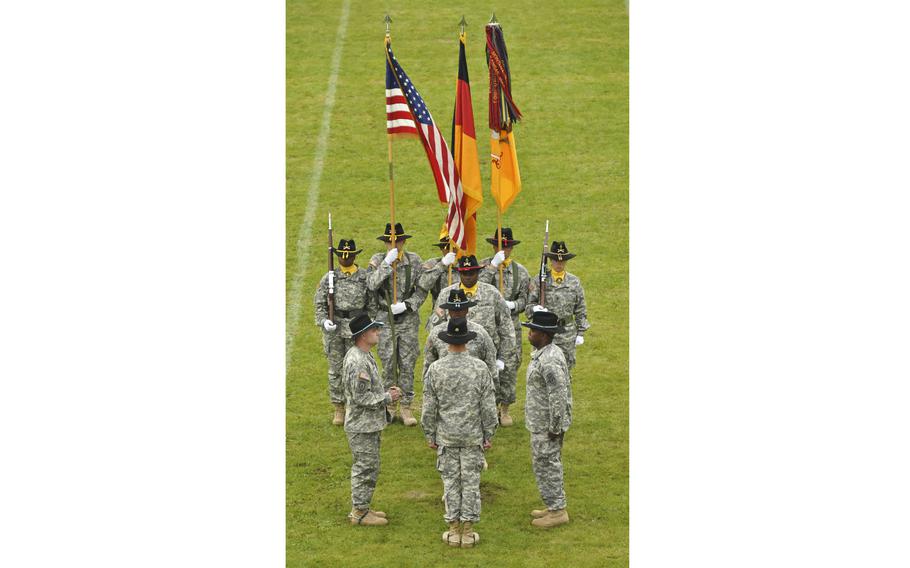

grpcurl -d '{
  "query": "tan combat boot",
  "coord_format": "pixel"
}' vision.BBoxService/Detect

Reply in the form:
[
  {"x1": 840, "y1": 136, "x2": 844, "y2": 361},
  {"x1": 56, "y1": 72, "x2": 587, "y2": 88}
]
[
  {"x1": 442, "y1": 520, "x2": 461, "y2": 547},
  {"x1": 399, "y1": 404, "x2": 417, "y2": 426},
  {"x1": 387, "y1": 401, "x2": 398, "y2": 422},
  {"x1": 460, "y1": 521, "x2": 479, "y2": 548},
  {"x1": 332, "y1": 403, "x2": 345, "y2": 426},
  {"x1": 499, "y1": 404, "x2": 513, "y2": 427},
  {"x1": 349, "y1": 509, "x2": 388, "y2": 526},
  {"x1": 531, "y1": 508, "x2": 569, "y2": 528},
  {"x1": 530, "y1": 508, "x2": 548, "y2": 518}
]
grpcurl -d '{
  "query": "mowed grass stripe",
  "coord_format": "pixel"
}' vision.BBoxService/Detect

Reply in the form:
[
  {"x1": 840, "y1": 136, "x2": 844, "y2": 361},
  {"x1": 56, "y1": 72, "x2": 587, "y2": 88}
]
[{"x1": 286, "y1": 0, "x2": 351, "y2": 366}]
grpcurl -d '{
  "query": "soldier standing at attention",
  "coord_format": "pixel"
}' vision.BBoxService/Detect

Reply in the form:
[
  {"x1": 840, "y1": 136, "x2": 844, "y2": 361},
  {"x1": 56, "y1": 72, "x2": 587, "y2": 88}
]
[
  {"x1": 314, "y1": 238, "x2": 375, "y2": 425},
  {"x1": 418, "y1": 233, "x2": 459, "y2": 311},
  {"x1": 478, "y1": 227, "x2": 530, "y2": 426},
  {"x1": 421, "y1": 317, "x2": 498, "y2": 548},
  {"x1": 522, "y1": 311, "x2": 572, "y2": 528},
  {"x1": 434, "y1": 255, "x2": 515, "y2": 390},
  {"x1": 366, "y1": 222, "x2": 429, "y2": 426},
  {"x1": 422, "y1": 289, "x2": 498, "y2": 382},
  {"x1": 342, "y1": 314, "x2": 402, "y2": 526},
  {"x1": 526, "y1": 241, "x2": 590, "y2": 370}
]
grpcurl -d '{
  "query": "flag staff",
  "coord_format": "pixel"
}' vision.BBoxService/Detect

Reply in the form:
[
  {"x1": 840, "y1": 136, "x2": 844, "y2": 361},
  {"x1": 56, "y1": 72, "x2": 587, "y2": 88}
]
[
  {"x1": 385, "y1": 14, "x2": 398, "y2": 303},
  {"x1": 488, "y1": 14, "x2": 505, "y2": 293},
  {"x1": 448, "y1": 15, "x2": 469, "y2": 288}
]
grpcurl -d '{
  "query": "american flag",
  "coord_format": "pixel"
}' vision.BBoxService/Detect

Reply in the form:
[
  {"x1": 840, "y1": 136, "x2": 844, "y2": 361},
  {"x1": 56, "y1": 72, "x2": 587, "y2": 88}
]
[{"x1": 385, "y1": 38, "x2": 466, "y2": 250}]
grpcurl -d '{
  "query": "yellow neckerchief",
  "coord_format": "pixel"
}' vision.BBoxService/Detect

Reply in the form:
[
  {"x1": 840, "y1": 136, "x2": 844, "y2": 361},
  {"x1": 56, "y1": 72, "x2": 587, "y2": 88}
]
[
  {"x1": 397, "y1": 248, "x2": 405, "y2": 262},
  {"x1": 460, "y1": 281, "x2": 479, "y2": 297},
  {"x1": 340, "y1": 264, "x2": 358, "y2": 276},
  {"x1": 501, "y1": 257, "x2": 512, "y2": 268},
  {"x1": 551, "y1": 269, "x2": 566, "y2": 284}
]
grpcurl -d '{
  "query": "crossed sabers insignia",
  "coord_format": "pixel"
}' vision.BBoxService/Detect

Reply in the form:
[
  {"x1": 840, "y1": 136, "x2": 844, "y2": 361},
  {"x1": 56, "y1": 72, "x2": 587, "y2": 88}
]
[{"x1": 491, "y1": 152, "x2": 502, "y2": 169}]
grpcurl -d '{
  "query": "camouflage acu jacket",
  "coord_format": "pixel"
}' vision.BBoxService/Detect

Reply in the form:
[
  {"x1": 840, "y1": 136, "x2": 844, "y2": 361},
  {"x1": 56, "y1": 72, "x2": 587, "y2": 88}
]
[
  {"x1": 314, "y1": 266, "x2": 374, "y2": 338},
  {"x1": 478, "y1": 258, "x2": 530, "y2": 323},
  {"x1": 433, "y1": 281, "x2": 515, "y2": 358},
  {"x1": 342, "y1": 346, "x2": 392, "y2": 433},
  {"x1": 367, "y1": 250, "x2": 429, "y2": 315},
  {"x1": 418, "y1": 256, "x2": 461, "y2": 306},
  {"x1": 421, "y1": 351, "x2": 498, "y2": 447},
  {"x1": 524, "y1": 343, "x2": 573, "y2": 434},
  {"x1": 422, "y1": 319, "x2": 498, "y2": 380},
  {"x1": 526, "y1": 271, "x2": 590, "y2": 335}
]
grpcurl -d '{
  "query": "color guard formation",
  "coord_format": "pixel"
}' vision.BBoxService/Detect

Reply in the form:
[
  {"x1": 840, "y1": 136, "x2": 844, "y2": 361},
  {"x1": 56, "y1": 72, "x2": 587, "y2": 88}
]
[{"x1": 313, "y1": 224, "x2": 589, "y2": 545}]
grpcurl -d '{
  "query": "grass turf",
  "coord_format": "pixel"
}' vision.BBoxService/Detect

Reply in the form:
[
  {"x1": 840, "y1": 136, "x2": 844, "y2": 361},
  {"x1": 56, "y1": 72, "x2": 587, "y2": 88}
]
[{"x1": 287, "y1": 1, "x2": 627, "y2": 565}]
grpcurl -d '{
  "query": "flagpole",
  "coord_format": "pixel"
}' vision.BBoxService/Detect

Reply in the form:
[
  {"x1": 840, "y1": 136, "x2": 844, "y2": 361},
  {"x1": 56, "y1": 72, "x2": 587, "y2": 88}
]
[
  {"x1": 385, "y1": 17, "x2": 398, "y2": 304},
  {"x1": 496, "y1": 200, "x2": 504, "y2": 294}
]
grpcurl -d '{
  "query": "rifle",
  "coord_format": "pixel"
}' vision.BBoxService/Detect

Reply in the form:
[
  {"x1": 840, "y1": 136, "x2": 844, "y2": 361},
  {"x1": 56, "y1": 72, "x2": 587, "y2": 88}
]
[
  {"x1": 539, "y1": 219, "x2": 549, "y2": 307},
  {"x1": 327, "y1": 212, "x2": 335, "y2": 323}
]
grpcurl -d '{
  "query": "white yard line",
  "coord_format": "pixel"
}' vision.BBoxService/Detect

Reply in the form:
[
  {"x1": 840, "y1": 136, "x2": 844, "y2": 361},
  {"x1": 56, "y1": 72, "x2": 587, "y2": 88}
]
[{"x1": 286, "y1": 0, "x2": 350, "y2": 369}]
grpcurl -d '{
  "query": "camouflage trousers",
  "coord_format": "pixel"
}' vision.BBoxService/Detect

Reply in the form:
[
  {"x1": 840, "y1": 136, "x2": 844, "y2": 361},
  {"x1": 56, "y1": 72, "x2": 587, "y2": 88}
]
[
  {"x1": 323, "y1": 332, "x2": 355, "y2": 404},
  {"x1": 377, "y1": 312, "x2": 420, "y2": 405},
  {"x1": 436, "y1": 445, "x2": 485, "y2": 523},
  {"x1": 530, "y1": 431, "x2": 567, "y2": 511},
  {"x1": 497, "y1": 324, "x2": 524, "y2": 404},
  {"x1": 347, "y1": 431, "x2": 382, "y2": 510},
  {"x1": 553, "y1": 326, "x2": 577, "y2": 370}
]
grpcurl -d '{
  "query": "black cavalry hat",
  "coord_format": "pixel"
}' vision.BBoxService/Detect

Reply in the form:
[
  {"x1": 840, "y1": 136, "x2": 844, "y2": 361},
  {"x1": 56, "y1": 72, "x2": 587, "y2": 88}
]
[
  {"x1": 440, "y1": 288, "x2": 477, "y2": 310},
  {"x1": 454, "y1": 254, "x2": 484, "y2": 272},
  {"x1": 437, "y1": 317, "x2": 477, "y2": 345},
  {"x1": 433, "y1": 234, "x2": 452, "y2": 248},
  {"x1": 521, "y1": 310, "x2": 566, "y2": 334},
  {"x1": 485, "y1": 227, "x2": 521, "y2": 246},
  {"x1": 377, "y1": 222, "x2": 413, "y2": 242},
  {"x1": 349, "y1": 313, "x2": 384, "y2": 337},
  {"x1": 543, "y1": 241, "x2": 576, "y2": 261},
  {"x1": 333, "y1": 238, "x2": 363, "y2": 257}
]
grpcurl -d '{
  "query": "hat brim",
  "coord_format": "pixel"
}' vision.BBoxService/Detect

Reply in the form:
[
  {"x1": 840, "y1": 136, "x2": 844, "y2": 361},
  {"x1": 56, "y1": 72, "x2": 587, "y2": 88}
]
[
  {"x1": 455, "y1": 265, "x2": 485, "y2": 272},
  {"x1": 520, "y1": 321, "x2": 565, "y2": 334},
  {"x1": 544, "y1": 253, "x2": 576, "y2": 261},
  {"x1": 439, "y1": 300, "x2": 477, "y2": 310},
  {"x1": 333, "y1": 248, "x2": 363, "y2": 256},
  {"x1": 352, "y1": 320, "x2": 384, "y2": 336},
  {"x1": 377, "y1": 234, "x2": 412, "y2": 242},
  {"x1": 432, "y1": 242, "x2": 452, "y2": 248},
  {"x1": 437, "y1": 330, "x2": 477, "y2": 345},
  {"x1": 485, "y1": 238, "x2": 521, "y2": 246}
]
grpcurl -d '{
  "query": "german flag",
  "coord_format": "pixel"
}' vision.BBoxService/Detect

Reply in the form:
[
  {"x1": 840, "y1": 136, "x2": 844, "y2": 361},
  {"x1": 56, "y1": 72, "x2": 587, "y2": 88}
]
[{"x1": 451, "y1": 32, "x2": 483, "y2": 255}]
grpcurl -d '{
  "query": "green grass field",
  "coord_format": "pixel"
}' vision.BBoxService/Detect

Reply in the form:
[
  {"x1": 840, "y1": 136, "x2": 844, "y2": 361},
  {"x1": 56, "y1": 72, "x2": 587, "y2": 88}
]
[{"x1": 287, "y1": 1, "x2": 627, "y2": 565}]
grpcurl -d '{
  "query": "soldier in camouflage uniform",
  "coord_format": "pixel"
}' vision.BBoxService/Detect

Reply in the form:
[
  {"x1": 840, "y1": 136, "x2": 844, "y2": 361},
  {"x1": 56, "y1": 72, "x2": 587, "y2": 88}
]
[
  {"x1": 526, "y1": 241, "x2": 590, "y2": 370},
  {"x1": 422, "y1": 289, "x2": 498, "y2": 382},
  {"x1": 421, "y1": 317, "x2": 498, "y2": 547},
  {"x1": 342, "y1": 314, "x2": 402, "y2": 526},
  {"x1": 418, "y1": 234, "x2": 459, "y2": 317},
  {"x1": 478, "y1": 227, "x2": 530, "y2": 426},
  {"x1": 521, "y1": 310, "x2": 572, "y2": 528},
  {"x1": 314, "y1": 238, "x2": 375, "y2": 425},
  {"x1": 433, "y1": 255, "x2": 515, "y2": 390},
  {"x1": 366, "y1": 222, "x2": 429, "y2": 426}
]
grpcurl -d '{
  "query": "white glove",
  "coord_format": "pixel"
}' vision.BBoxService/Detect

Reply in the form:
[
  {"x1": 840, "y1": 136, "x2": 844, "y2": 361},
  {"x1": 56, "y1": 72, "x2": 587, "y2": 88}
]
[
  {"x1": 505, "y1": 300, "x2": 516, "y2": 310},
  {"x1": 441, "y1": 251, "x2": 457, "y2": 267},
  {"x1": 390, "y1": 302, "x2": 407, "y2": 315},
  {"x1": 532, "y1": 305, "x2": 546, "y2": 313},
  {"x1": 490, "y1": 250, "x2": 506, "y2": 267},
  {"x1": 575, "y1": 335, "x2": 584, "y2": 346},
  {"x1": 323, "y1": 320, "x2": 337, "y2": 332},
  {"x1": 383, "y1": 249, "x2": 399, "y2": 266},
  {"x1": 496, "y1": 359, "x2": 505, "y2": 371}
]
